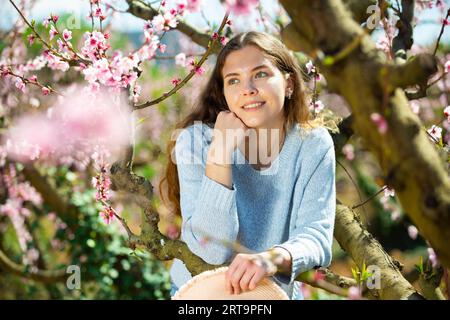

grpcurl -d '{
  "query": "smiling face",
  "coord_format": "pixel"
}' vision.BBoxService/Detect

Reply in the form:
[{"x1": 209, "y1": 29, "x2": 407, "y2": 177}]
[{"x1": 221, "y1": 45, "x2": 292, "y2": 130}]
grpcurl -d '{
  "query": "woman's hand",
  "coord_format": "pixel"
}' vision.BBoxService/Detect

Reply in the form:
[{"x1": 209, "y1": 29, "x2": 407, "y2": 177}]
[
  {"x1": 212, "y1": 111, "x2": 249, "y2": 157},
  {"x1": 224, "y1": 252, "x2": 278, "y2": 295}
]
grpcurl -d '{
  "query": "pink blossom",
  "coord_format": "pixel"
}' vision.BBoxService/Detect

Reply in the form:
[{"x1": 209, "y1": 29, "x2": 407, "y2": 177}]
[
  {"x1": 158, "y1": 43, "x2": 167, "y2": 53},
  {"x1": 427, "y1": 247, "x2": 438, "y2": 267},
  {"x1": 383, "y1": 186, "x2": 395, "y2": 197},
  {"x1": 166, "y1": 224, "x2": 180, "y2": 240},
  {"x1": 15, "y1": 78, "x2": 26, "y2": 92},
  {"x1": 132, "y1": 83, "x2": 141, "y2": 103},
  {"x1": 17, "y1": 182, "x2": 42, "y2": 206},
  {"x1": 301, "y1": 284, "x2": 311, "y2": 300},
  {"x1": 436, "y1": 0, "x2": 445, "y2": 10},
  {"x1": 48, "y1": 212, "x2": 57, "y2": 221},
  {"x1": 62, "y1": 29, "x2": 72, "y2": 41},
  {"x1": 49, "y1": 25, "x2": 58, "y2": 40},
  {"x1": 342, "y1": 144, "x2": 355, "y2": 161},
  {"x1": 347, "y1": 286, "x2": 361, "y2": 300},
  {"x1": 445, "y1": 60, "x2": 450, "y2": 73},
  {"x1": 187, "y1": 58, "x2": 205, "y2": 75},
  {"x1": 28, "y1": 34, "x2": 35, "y2": 45},
  {"x1": 93, "y1": 167, "x2": 112, "y2": 203},
  {"x1": 25, "y1": 248, "x2": 39, "y2": 265},
  {"x1": 224, "y1": 0, "x2": 259, "y2": 15},
  {"x1": 43, "y1": 18, "x2": 50, "y2": 28},
  {"x1": 187, "y1": 0, "x2": 203, "y2": 13},
  {"x1": 144, "y1": 20, "x2": 152, "y2": 30},
  {"x1": 51, "y1": 15, "x2": 59, "y2": 23},
  {"x1": 1, "y1": 64, "x2": 10, "y2": 77},
  {"x1": 175, "y1": 53, "x2": 186, "y2": 67},
  {"x1": 0, "y1": 166, "x2": 40, "y2": 262},
  {"x1": 171, "y1": 77, "x2": 181, "y2": 86},
  {"x1": 42, "y1": 87, "x2": 51, "y2": 95},
  {"x1": 444, "y1": 105, "x2": 450, "y2": 122},
  {"x1": 305, "y1": 60, "x2": 316, "y2": 74},
  {"x1": 376, "y1": 35, "x2": 391, "y2": 55},
  {"x1": 29, "y1": 75, "x2": 37, "y2": 82},
  {"x1": 100, "y1": 206, "x2": 115, "y2": 224},
  {"x1": 313, "y1": 271, "x2": 325, "y2": 282},
  {"x1": 220, "y1": 36, "x2": 229, "y2": 46},
  {"x1": 370, "y1": 112, "x2": 388, "y2": 134},
  {"x1": 194, "y1": 65, "x2": 205, "y2": 75},
  {"x1": 390, "y1": 209, "x2": 400, "y2": 221},
  {"x1": 81, "y1": 31, "x2": 110, "y2": 61},
  {"x1": 410, "y1": 101, "x2": 420, "y2": 114},
  {"x1": 310, "y1": 100, "x2": 325, "y2": 113},
  {"x1": 94, "y1": 7, "x2": 103, "y2": 18},
  {"x1": 407, "y1": 225, "x2": 418, "y2": 240},
  {"x1": 4, "y1": 86, "x2": 132, "y2": 163},
  {"x1": 427, "y1": 125, "x2": 442, "y2": 142},
  {"x1": 152, "y1": 12, "x2": 178, "y2": 32},
  {"x1": 44, "y1": 51, "x2": 70, "y2": 71},
  {"x1": 144, "y1": 28, "x2": 155, "y2": 43},
  {"x1": 175, "y1": 0, "x2": 187, "y2": 12}
]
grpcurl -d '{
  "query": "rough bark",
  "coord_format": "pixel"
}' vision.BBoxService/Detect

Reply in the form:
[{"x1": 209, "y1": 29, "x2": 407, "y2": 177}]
[
  {"x1": 334, "y1": 203, "x2": 422, "y2": 299},
  {"x1": 0, "y1": 248, "x2": 66, "y2": 284}
]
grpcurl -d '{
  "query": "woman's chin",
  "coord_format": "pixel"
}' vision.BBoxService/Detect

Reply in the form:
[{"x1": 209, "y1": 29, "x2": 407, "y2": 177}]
[{"x1": 243, "y1": 118, "x2": 264, "y2": 128}]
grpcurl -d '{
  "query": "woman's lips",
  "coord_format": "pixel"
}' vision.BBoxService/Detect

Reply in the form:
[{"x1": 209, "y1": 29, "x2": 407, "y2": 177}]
[{"x1": 242, "y1": 101, "x2": 265, "y2": 111}]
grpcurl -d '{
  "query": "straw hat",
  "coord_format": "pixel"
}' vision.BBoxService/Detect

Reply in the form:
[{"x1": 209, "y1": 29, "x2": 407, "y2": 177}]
[{"x1": 172, "y1": 267, "x2": 289, "y2": 300}]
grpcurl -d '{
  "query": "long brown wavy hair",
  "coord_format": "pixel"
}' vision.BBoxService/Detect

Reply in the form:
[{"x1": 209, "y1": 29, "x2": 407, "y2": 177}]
[{"x1": 159, "y1": 31, "x2": 310, "y2": 223}]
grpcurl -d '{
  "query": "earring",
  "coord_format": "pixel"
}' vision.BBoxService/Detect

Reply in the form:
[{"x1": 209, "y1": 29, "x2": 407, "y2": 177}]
[{"x1": 286, "y1": 88, "x2": 293, "y2": 99}]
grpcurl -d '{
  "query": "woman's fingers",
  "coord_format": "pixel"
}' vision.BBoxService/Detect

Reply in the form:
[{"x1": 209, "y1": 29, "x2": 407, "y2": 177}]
[
  {"x1": 225, "y1": 254, "x2": 272, "y2": 295},
  {"x1": 248, "y1": 267, "x2": 266, "y2": 291},
  {"x1": 229, "y1": 261, "x2": 248, "y2": 295},
  {"x1": 225, "y1": 261, "x2": 237, "y2": 294},
  {"x1": 239, "y1": 267, "x2": 257, "y2": 292}
]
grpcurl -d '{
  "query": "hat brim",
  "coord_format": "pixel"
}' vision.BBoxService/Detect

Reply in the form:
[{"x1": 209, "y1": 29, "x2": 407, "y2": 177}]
[{"x1": 172, "y1": 267, "x2": 289, "y2": 300}]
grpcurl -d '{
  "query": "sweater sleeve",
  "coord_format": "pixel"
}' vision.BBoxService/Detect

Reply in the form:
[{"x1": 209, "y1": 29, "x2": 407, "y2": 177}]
[
  {"x1": 175, "y1": 124, "x2": 239, "y2": 265},
  {"x1": 273, "y1": 128, "x2": 336, "y2": 284}
]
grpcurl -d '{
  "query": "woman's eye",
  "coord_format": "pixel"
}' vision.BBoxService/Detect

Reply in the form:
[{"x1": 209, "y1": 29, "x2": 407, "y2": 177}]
[
  {"x1": 228, "y1": 78, "x2": 239, "y2": 85},
  {"x1": 255, "y1": 71, "x2": 268, "y2": 78}
]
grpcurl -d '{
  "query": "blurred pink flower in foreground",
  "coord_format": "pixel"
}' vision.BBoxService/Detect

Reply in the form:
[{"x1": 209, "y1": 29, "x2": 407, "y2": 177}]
[
  {"x1": 224, "y1": 0, "x2": 259, "y2": 15},
  {"x1": 4, "y1": 86, "x2": 132, "y2": 163},
  {"x1": 370, "y1": 112, "x2": 388, "y2": 134}
]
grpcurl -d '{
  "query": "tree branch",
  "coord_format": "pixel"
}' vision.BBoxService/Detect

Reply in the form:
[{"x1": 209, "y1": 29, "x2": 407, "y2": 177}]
[
  {"x1": 0, "y1": 248, "x2": 66, "y2": 284},
  {"x1": 383, "y1": 53, "x2": 438, "y2": 89},
  {"x1": 334, "y1": 202, "x2": 423, "y2": 299},
  {"x1": 126, "y1": 0, "x2": 218, "y2": 52},
  {"x1": 342, "y1": 0, "x2": 378, "y2": 24},
  {"x1": 133, "y1": 12, "x2": 229, "y2": 110},
  {"x1": 392, "y1": 0, "x2": 414, "y2": 61},
  {"x1": 21, "y1": 164, "x2": 78, "y2": 225}
]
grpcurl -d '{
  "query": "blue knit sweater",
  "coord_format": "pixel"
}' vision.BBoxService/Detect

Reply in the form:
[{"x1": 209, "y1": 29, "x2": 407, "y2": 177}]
[{"x1": 169, "y1": 122, "x2": 336, "y2": 300}]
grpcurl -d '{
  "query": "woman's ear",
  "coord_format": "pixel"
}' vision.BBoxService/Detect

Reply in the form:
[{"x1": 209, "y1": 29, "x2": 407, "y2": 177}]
[{"x1": 284, "y1": 73, "x2": 294, "y2": 99}]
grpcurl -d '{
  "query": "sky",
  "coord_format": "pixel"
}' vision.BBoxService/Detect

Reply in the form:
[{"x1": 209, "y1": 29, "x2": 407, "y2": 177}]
[{"x1": 1, "y1": 0, "x2": 449, "y2": 47}]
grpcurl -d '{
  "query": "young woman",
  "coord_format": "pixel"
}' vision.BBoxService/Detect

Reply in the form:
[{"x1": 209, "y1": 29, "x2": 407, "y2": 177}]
[{"x1": 160, "y1": 31, "x2": 336, "y2": 300}]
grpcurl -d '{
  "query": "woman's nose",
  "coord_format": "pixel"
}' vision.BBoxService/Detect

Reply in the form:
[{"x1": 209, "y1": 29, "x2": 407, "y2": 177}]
[{"x1": 242, "y1": 80, "x2": 258, "y2": 96}]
